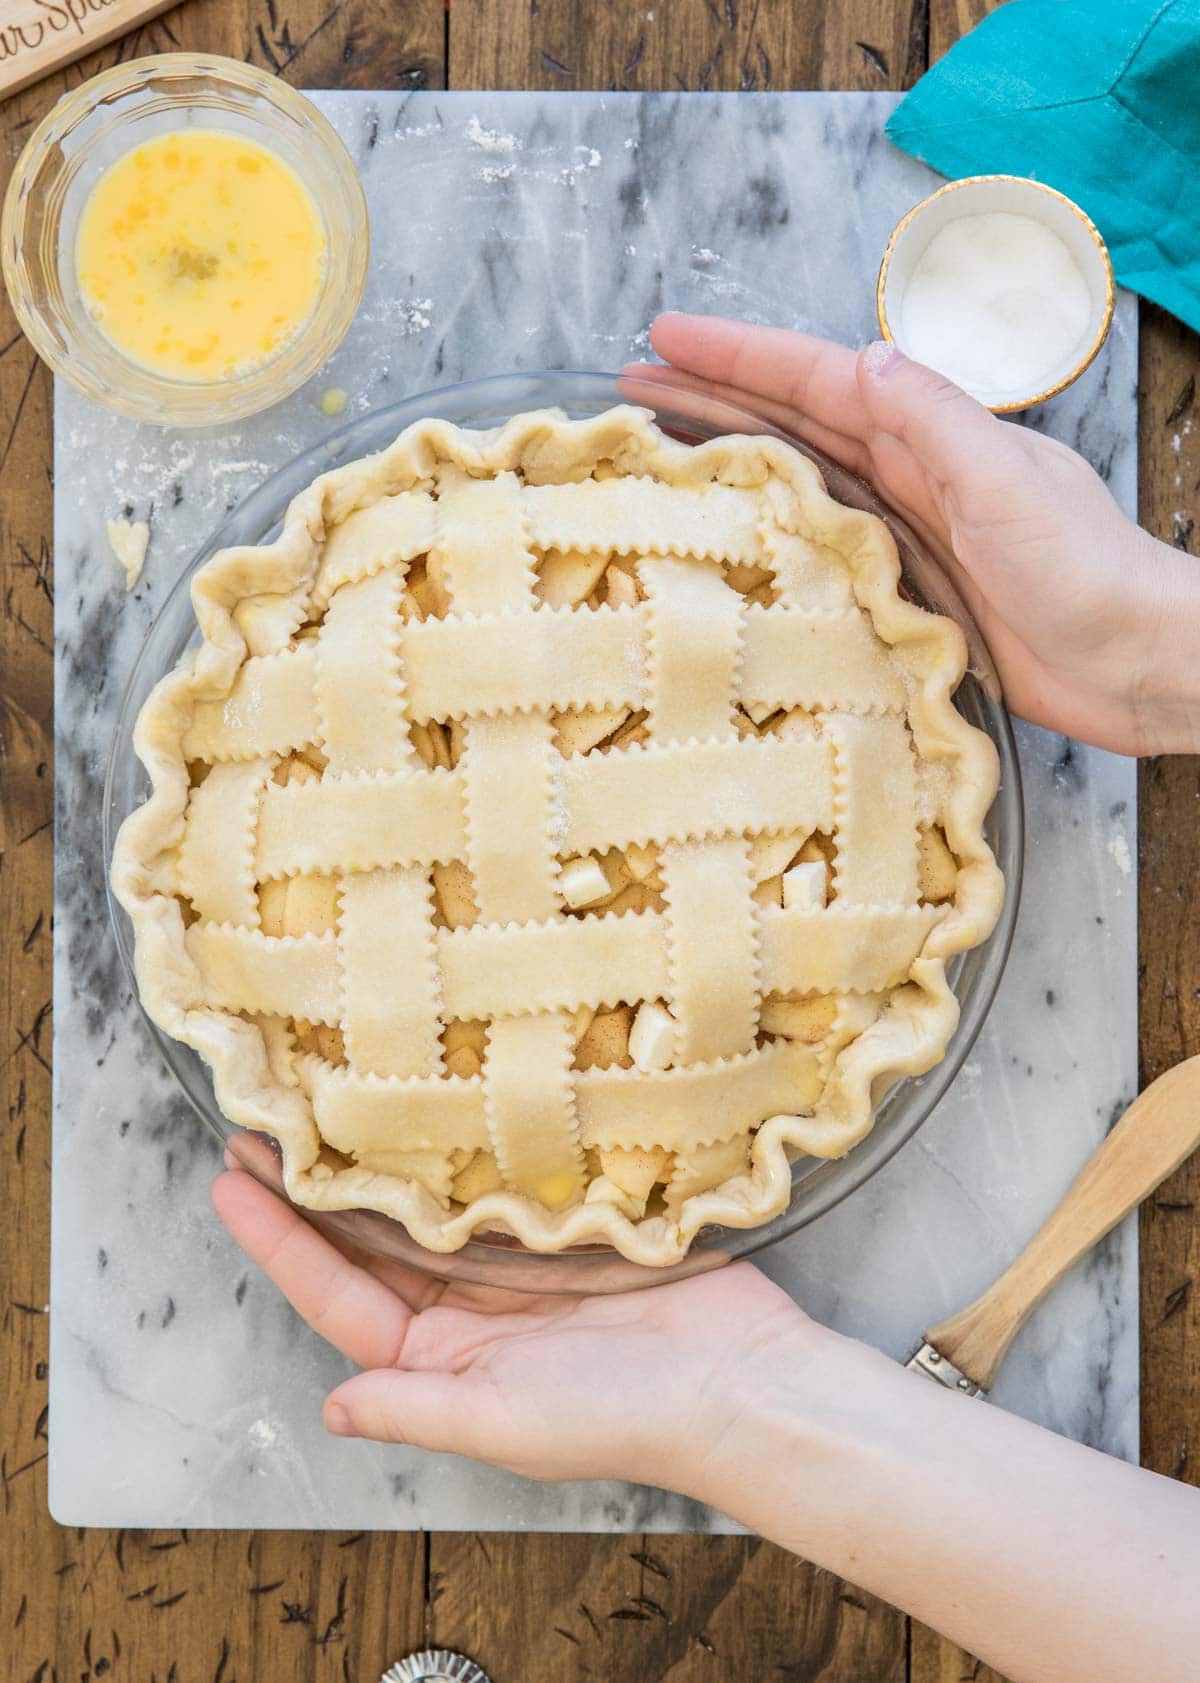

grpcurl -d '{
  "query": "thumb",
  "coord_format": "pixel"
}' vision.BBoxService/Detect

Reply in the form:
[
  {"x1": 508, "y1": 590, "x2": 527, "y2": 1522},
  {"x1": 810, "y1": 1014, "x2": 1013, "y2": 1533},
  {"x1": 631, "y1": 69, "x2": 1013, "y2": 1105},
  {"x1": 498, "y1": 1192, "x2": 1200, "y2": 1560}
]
[
  {"x1": 324, "y1": 1368, "x2": 498, "y2": 1458},
  {"x1": 856, "y1": 340, "x2": 1017, "y2": 487}
]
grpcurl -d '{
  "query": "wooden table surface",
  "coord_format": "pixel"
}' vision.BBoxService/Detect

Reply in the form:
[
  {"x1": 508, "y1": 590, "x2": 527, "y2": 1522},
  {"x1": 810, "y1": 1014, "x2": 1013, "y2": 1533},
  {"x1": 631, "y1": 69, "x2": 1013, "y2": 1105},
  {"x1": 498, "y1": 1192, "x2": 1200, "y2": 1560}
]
[{"x1": 2, "y1": 3, "x2": 1197, "y2": 1678}]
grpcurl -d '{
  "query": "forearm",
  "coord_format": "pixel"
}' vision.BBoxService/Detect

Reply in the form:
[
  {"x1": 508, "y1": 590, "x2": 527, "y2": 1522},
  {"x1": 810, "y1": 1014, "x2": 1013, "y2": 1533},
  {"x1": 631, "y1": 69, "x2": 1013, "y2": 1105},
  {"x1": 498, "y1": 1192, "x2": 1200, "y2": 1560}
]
[{"x1": 688, "y1": 1325, "x2": 1200, "y2": 1683}]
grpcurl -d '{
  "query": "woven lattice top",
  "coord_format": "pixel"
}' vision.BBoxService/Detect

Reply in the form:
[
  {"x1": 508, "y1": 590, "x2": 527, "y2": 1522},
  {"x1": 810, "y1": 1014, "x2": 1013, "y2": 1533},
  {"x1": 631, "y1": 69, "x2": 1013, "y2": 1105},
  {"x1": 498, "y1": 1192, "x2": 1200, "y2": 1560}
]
[{"x1": 113, "y1": 407, "x2": 1003, "y2": 1264}]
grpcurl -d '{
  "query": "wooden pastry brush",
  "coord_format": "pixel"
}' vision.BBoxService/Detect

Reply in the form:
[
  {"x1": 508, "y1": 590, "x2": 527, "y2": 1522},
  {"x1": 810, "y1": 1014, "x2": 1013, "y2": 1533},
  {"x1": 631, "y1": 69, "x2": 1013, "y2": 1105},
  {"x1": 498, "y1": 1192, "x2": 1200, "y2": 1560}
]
[{"x1": 906, "y1": 1056, "x2": 1200, "y2": 1396}]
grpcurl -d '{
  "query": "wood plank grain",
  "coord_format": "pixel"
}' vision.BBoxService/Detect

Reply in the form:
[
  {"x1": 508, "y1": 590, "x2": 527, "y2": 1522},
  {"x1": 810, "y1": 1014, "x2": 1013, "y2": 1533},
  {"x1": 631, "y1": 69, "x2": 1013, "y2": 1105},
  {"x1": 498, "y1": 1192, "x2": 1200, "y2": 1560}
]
[
  {"x1": 450, "y1": 0, "x2": 927, "y2": 93},
  {"x1": 431, "y1": 1532, "x2": 906, "y2": 1682},
  {"x1": 0, "y1": 3, "x2": 442, "y2": 1681},
  {"x1": 1137, "y1": 301, "x2": 1200, "y2": 1501},
  {"x1": 929, "y1": 0, "x2": 995, "y2": 65},
  {"x1": 910, "y1": 1623, "x2": 1010, "y2": 1683}
]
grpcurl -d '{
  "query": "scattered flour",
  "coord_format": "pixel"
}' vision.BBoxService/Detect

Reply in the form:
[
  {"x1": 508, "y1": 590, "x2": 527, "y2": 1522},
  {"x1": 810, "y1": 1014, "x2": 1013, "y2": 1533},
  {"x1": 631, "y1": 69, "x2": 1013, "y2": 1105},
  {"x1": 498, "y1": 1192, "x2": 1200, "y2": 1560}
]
[
  {"x1": 249, "y1": 1418, "x2": 280, "y2": 1449},
  {"x1": 365, "y1": 297, "x2": 434, "y2": 335},
  {"x1": 957, "y1": 1060, "x2": 983, "y2": 1096},
  {"x1": 560, "y1": 146, "x2": 602, "y2": 187},
  {"x1": 623, "y1": 136, "x2": 638, "y2": 150},
  {"x1": 106, "y1": 517, "x2": 149, "y2": 591},
  {"x1": 624, "y1": 243, "x2": 637, "y2": 256},
  {"x1": 691, "y1": 246, "x2": 721, "y2": 263},
  {"x1": 1107, "y1": 829, "x2": 1133, "y2": 879},
  {"x1": 100, "y1": 441, "x2": 198, "y2": 509},
  {"x1": 465, "y1": 114, "x2": 521, "y2": 154},
  {"x1": 399, "y1": 298, "x2": 433, "y2": 334}
]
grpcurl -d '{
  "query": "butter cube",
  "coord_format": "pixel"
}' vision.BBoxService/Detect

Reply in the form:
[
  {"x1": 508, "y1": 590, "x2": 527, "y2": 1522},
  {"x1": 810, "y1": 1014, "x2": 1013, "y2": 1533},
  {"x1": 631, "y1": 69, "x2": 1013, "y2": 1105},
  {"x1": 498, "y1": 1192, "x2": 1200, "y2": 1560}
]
[
  {"x1": 783, "y1": 860, "x2": 827, "y2": 911},
  {"x1": 629, "y1": 999, "x2": 676, "y2": 1071},
  {"x1": 559, "y1": 855, "x2": 611, "y2": 909}
]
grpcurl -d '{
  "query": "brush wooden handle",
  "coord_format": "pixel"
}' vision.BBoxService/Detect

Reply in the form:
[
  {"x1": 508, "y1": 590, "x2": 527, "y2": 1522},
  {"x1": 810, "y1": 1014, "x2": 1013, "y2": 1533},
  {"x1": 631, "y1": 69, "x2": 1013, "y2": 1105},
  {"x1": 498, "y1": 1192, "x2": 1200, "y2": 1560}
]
[
  {"x1": 926, "y1": 1056, "x2": 1200, "y2": 1392},
  {"x1": 0, "y1": 1, "x2": 182, "y2": 103}
]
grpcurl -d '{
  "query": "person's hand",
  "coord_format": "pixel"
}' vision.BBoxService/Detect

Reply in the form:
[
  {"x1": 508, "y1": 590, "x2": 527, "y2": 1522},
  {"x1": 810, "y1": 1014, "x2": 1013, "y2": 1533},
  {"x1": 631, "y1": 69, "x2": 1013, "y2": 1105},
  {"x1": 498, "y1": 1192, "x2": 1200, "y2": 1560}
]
[
  {"x1": 626, "y1": 315, "x2": 1200, "y2": 757},
  {"x1": 213, "y1": 1158, "x2": 1200, "y2": 1683},
  {"x1": 211, "y1": 1161, "x2": 818, "y2": 1488}
]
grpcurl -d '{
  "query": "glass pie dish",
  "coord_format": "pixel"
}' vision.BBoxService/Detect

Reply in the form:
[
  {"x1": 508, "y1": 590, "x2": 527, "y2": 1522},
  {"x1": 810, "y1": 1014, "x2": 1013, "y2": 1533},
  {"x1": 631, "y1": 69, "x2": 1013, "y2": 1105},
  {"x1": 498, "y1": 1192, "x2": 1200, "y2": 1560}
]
[{"x1": 103, "y1": 371, "x2": 1023, "y2": 1293}]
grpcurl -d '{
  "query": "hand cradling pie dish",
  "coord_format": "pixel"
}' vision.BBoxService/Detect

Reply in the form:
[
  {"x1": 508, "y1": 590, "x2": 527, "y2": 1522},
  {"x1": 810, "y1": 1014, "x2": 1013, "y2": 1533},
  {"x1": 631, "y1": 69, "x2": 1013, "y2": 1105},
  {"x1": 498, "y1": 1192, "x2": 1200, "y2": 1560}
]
[{"x1": 111, "y1": 405, "x2": 1003, "y2": 1265}]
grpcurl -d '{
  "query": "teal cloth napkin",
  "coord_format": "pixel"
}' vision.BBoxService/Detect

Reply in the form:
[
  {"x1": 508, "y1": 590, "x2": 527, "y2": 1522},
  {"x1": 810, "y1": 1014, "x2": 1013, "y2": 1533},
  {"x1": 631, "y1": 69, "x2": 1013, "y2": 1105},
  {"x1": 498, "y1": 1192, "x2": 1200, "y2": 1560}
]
[{"x1": 886, "y1": 0, "x2": 1200, "y2": 335}]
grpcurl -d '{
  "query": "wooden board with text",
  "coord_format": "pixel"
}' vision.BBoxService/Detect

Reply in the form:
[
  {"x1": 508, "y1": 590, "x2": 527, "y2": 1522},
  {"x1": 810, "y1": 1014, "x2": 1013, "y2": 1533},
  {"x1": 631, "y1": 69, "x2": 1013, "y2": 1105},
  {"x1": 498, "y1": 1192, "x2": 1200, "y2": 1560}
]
[{"x1": 0, "y1": 0, "x2": 186, "y2": 100}]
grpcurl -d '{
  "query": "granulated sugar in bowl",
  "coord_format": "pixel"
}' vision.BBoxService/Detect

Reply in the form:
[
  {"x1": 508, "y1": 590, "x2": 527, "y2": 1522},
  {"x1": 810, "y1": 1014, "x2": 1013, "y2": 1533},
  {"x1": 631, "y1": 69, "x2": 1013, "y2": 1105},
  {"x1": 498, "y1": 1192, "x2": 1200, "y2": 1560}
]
[{"x1": 877, "y1": 175, "x2": 1114, "y2": 413}]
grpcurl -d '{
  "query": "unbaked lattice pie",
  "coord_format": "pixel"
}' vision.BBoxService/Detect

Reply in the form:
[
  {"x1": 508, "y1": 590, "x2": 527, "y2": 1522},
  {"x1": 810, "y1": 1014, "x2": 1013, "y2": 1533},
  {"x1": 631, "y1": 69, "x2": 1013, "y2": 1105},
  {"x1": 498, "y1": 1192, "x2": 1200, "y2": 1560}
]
[{"x1": 112, "y1": 406, "x2": 1003, "y2": 1265}]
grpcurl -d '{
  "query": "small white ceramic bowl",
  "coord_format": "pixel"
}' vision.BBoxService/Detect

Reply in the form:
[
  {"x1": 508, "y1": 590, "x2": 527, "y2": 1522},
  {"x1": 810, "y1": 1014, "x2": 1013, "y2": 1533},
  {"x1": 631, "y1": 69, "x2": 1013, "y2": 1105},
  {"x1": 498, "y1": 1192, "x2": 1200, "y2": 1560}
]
[{"x1": 876, "y1": 174, "x2": 1114, "y2": 413}]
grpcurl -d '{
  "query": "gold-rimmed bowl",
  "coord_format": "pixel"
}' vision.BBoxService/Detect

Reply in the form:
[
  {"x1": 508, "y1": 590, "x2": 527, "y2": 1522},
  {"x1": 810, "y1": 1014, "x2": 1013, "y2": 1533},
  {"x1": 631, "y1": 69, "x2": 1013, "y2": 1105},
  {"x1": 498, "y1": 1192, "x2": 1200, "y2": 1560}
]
[
  {"x1": 876, "y1": 174, "x2": 1115, "y2": 414},
  {"x1": 1, "y1": 53, "x2": 369, "y2": 427}
]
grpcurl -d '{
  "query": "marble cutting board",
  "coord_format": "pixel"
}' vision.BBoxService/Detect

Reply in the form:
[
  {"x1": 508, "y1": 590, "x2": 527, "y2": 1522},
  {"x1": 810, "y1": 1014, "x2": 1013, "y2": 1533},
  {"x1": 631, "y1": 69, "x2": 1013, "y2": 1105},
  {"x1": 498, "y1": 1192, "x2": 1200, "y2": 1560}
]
[{"x1": 50, "y1": 90, "x2": 1139, "y2": 1530}]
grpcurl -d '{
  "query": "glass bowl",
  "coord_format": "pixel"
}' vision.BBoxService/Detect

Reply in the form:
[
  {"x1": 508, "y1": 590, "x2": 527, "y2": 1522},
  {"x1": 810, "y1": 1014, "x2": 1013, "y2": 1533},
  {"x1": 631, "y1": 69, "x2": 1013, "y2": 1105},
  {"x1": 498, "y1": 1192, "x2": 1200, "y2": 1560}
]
[
  {"x1": 1, "y1": 53, "x2": 368, "y2": 426},
  {"x1": 103, "y1": 371, "x2": 1023, "y2": 1293}
]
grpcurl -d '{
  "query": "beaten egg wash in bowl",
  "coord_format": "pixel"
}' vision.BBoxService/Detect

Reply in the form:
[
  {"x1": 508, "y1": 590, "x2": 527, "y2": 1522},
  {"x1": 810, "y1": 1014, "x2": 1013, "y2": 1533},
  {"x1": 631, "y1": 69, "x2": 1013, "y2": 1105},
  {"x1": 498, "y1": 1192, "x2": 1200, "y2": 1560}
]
[
  {"x1": 1, "y1": 54, "x2": 368, "y2": 422},
  {"x1": 76, "y1": 129, "x2": 326, "y2": 381}
]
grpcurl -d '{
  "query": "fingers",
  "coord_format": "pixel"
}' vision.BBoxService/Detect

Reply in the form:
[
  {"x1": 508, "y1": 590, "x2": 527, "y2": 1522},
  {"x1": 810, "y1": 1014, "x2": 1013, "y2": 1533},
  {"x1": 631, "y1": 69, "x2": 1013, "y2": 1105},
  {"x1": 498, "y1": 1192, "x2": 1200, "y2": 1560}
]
[
  {"x1": 324, "y1": 1368, "x2": 500, "y2": 1460},
  {"x1": 620, "y1": 361, "x2": 871, "y2": 478},
  {"x1": 649, "y1": 313, "x2": 867, "y2": 442},
  {"x1": 223, "y1": 1130, "x2": 282, "y2": 1182},
  {"x1": 211, "y1": 1168, "x2": 414, "y2": 1370},
  {"x1": 855, "y1": 341, "x2": 1014, "y2": 495}
]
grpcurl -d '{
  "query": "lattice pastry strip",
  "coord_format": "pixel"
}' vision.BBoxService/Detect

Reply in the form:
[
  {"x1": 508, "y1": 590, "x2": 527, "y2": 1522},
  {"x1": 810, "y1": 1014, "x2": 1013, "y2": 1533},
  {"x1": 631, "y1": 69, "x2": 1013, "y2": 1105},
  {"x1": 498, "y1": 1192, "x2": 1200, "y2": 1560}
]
[
  {"x1": 311, "y1": 1059, "x2": 491, "y2": 1156},
  {"x1": 183, "y1": 603, "x2": 907, "y2": 766},
  {"x1": 255, "y1": 767, "x2": 467, "y2": 881},
  {"x1": 462, "y1": 715, "x2": 560, "y2": 924},
  {"x1": 740, "y1": 605, "x2": 906, "y2": 715},
  {"x1": 437, "y1": 903, "x2": 670, "y2": 1020},
  {"x1": 184, "y1": 644, "x2": 319, "y2": 764},
  {"x1": 434, "y1": 465, "x2": 586, "y2": 1204},
  {"x1": 180, "y1": 899, "x2": 945, "y2": 1029},
  {"x1": 315, "y1": 564, "x2": 413, "y2": 775},
  {"x1": 176, "y1": 759, "x2": 276, "y2": 926},
  {"x1": 338, "y1": 867, "x2": 443, "y2": 1079},
  {"x1": 561, "y1": 734, "x2": 835, "y2": 856},
  {"x1": 484, "y1": 1014, "x2": 583, "y2": 1206},
  {"x1": 307, "y1": 1038, "x2": 826, "y2": 1160},
  {"x1": 523, "y1": 477, "x2": 764, "y2": 562},
  {"x1": 186, "y1": 923, "x2": 341, "y2": 1023},
  {"x1": 640, "y1": 556, "x2": 744, "y2": 742},
  {"x1": 252, "y1": 734, "x2": 836, "y2": 885},
  {"x1": 402, "y1": 604, "x2": 640, "y2": 724},
  {"x1": 661, "y1": 838, "x2": 762, "y2": 1062},
  {"x1": 311, "y1": 490, "x2": 437, "y2": 609},
  {"x1": 827, "y1": 715, "x2": 920, "y2": 906}
]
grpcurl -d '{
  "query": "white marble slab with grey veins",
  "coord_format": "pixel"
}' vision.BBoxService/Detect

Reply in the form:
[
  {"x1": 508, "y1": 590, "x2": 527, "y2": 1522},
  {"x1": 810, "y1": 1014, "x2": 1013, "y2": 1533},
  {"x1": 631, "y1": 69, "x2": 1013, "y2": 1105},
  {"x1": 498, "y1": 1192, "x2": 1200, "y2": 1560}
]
[{"x1": 51, "y1": 91, "x2": 1139, "y2": 1529}]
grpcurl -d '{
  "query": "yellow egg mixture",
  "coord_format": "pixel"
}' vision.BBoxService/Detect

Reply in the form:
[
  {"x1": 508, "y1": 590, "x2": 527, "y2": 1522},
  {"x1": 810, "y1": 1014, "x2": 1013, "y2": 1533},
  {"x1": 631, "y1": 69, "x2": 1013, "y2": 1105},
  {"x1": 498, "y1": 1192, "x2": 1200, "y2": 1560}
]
[{"x1": 76, "y1": 130, "x2": 326, "y2": 380}]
